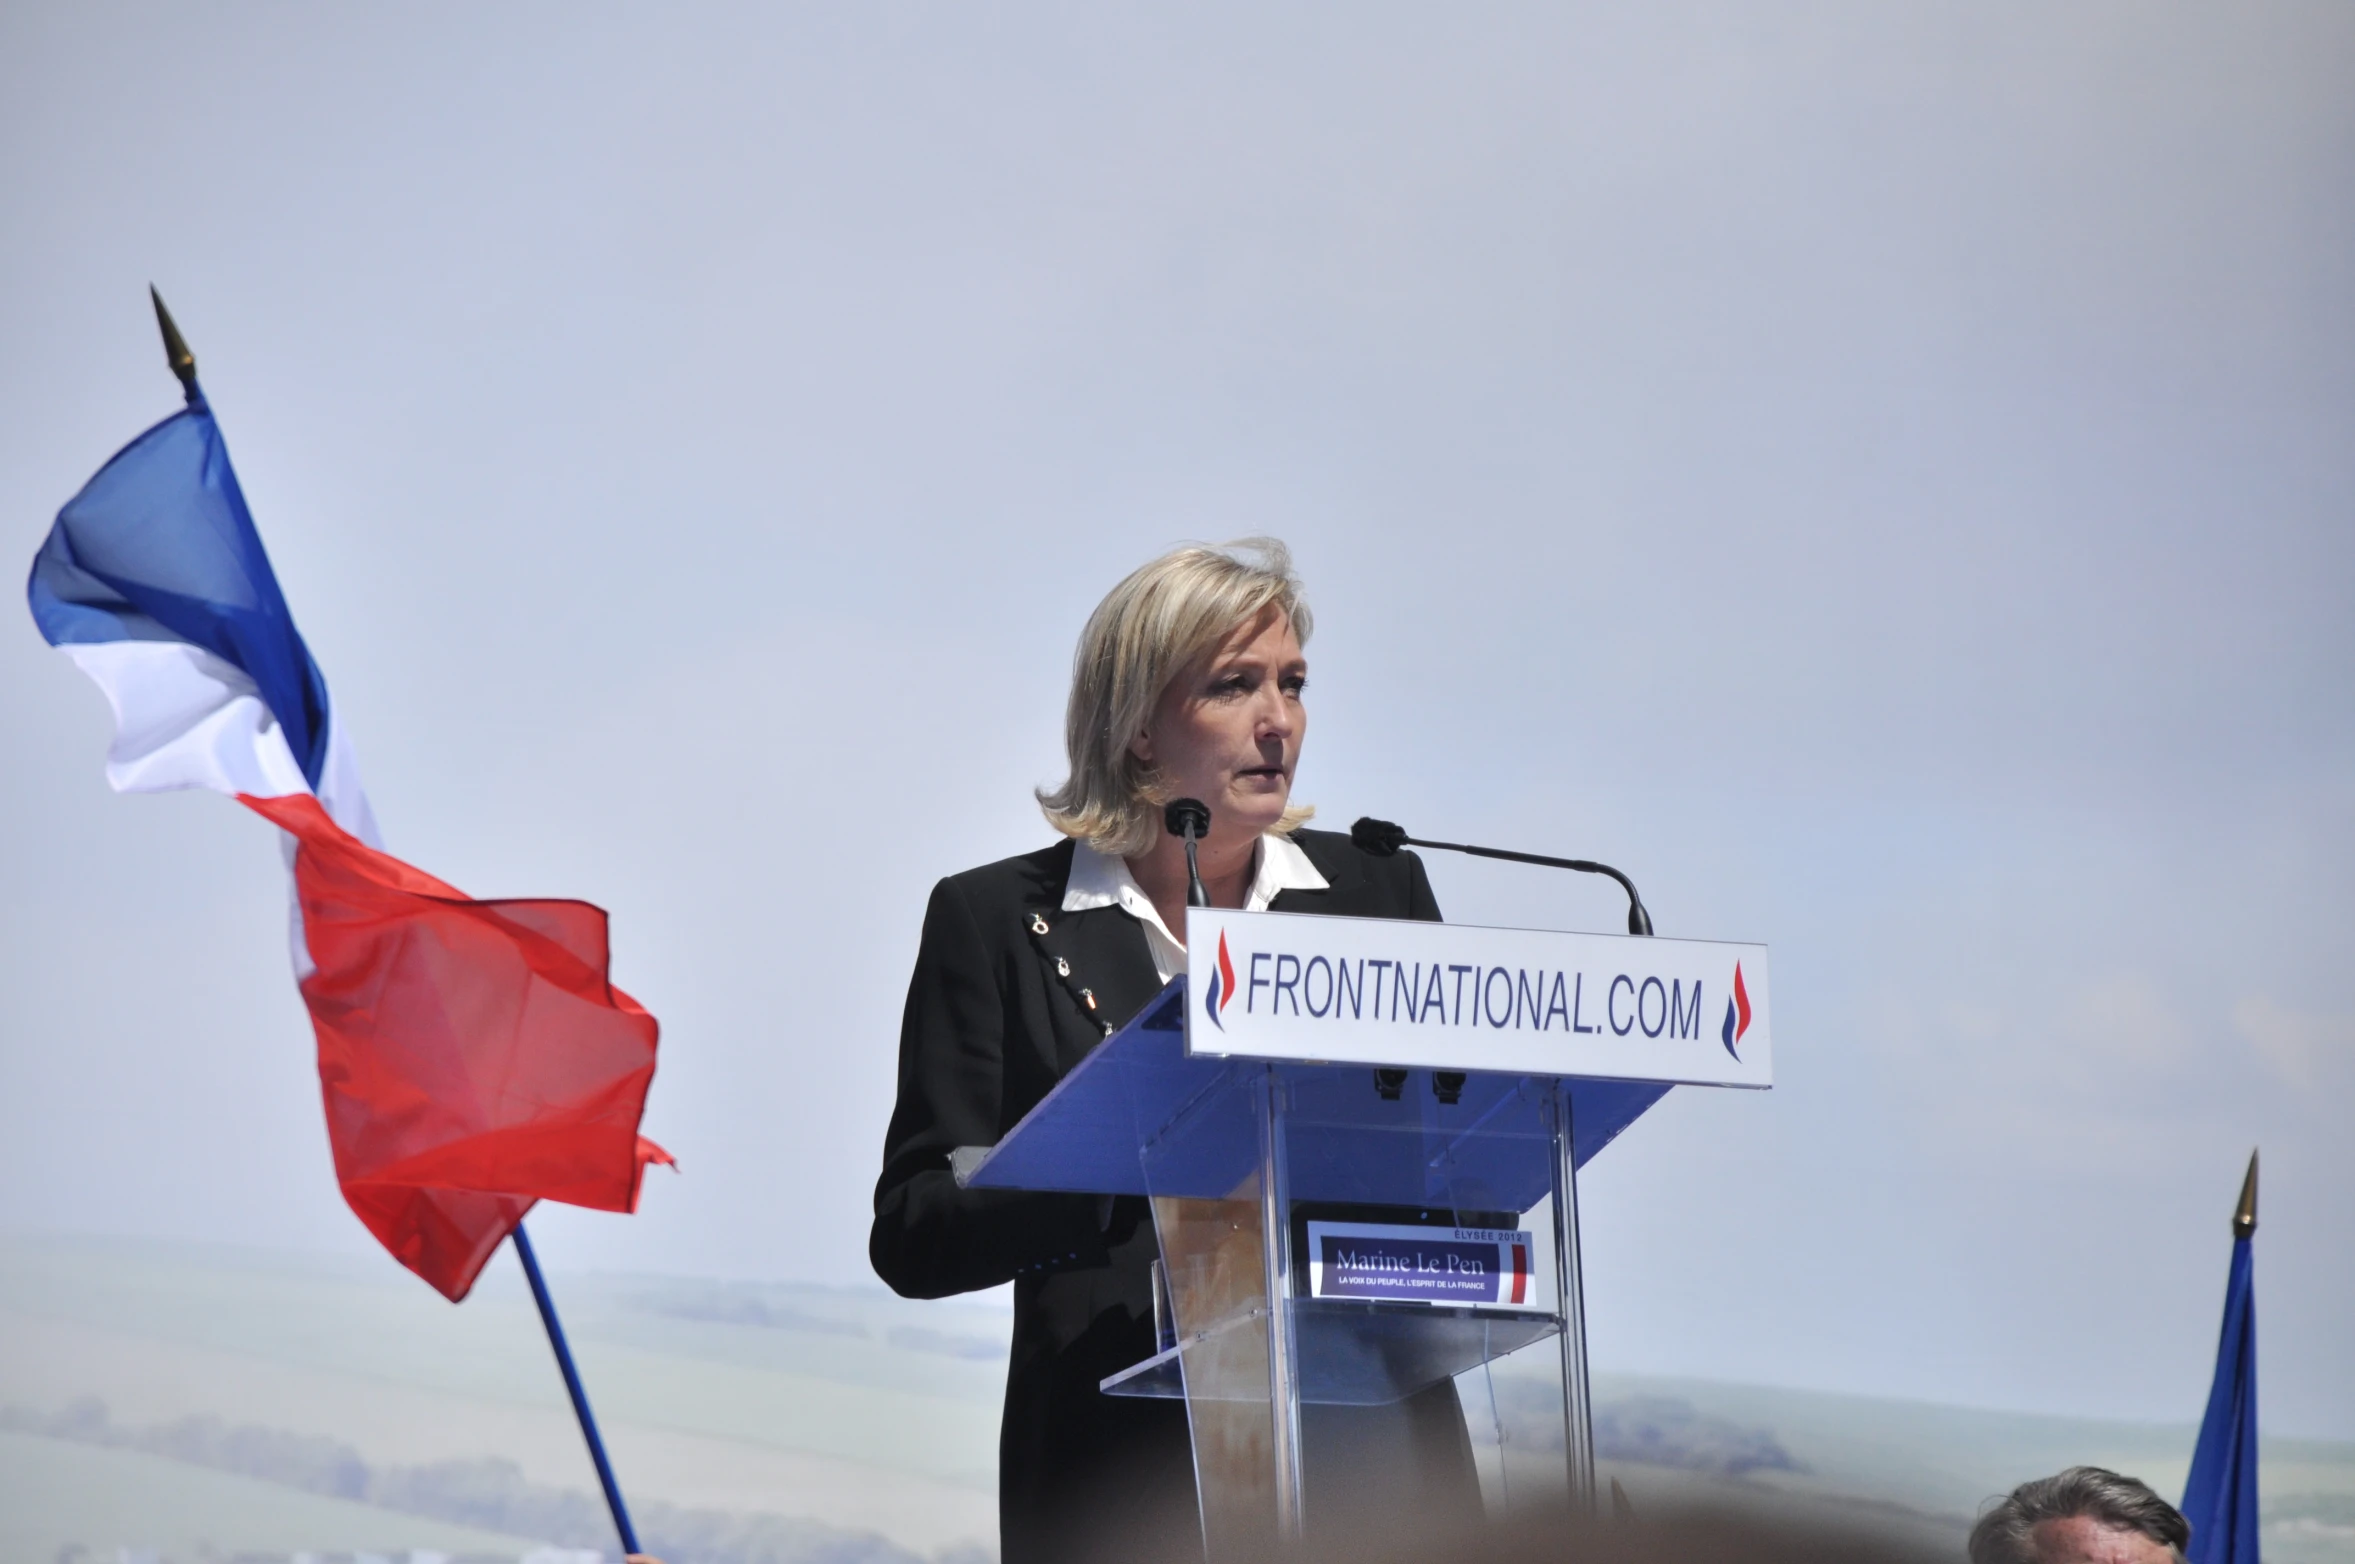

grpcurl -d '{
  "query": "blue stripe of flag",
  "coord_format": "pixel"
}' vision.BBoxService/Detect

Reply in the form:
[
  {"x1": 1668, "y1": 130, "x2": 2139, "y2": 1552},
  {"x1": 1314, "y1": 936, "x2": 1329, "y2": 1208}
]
[{"x1": 27, "y1": 390, "x2": 331, "y2": 789}]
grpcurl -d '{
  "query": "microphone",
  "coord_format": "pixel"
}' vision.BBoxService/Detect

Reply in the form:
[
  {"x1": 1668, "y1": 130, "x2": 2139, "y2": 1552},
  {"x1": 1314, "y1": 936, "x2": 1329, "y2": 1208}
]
[
  {"x1": 1165, "y1": 798, "x2": 1212, "y2": 908},
  {"x1": 1351, "y1": 816, "x2": 1654, "y2": 936}
]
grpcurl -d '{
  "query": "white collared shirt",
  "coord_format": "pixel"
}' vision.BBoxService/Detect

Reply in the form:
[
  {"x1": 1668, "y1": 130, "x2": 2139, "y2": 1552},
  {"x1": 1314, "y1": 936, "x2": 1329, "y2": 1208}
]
[{"x1": 1062, "y1": 832, "x2": 1330, "y2": 985}]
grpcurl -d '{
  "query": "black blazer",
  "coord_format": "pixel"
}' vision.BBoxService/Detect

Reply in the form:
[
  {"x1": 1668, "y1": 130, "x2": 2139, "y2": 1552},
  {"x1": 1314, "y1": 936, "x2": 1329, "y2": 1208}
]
[{"x1": 871, "y1": 828, "x2": 1463, "y2": 1564}]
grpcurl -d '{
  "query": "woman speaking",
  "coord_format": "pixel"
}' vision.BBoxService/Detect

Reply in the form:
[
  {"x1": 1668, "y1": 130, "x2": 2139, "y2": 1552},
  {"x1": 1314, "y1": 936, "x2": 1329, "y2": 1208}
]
[{"x1": 870, "y1": 540, "x2": 1478, "y2": 1562}]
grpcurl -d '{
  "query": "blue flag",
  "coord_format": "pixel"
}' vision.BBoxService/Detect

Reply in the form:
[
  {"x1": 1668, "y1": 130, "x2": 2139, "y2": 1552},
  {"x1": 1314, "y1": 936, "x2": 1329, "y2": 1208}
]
[{"x1": 2181, "y1": 1194, "x2": 2259, "y2": 1563}]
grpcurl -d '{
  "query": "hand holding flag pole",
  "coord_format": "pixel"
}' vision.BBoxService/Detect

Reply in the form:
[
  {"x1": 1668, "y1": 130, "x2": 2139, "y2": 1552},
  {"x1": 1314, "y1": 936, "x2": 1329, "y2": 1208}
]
[{"x1": 29, "y1": 293, "x2": 667, "y2": 1559}]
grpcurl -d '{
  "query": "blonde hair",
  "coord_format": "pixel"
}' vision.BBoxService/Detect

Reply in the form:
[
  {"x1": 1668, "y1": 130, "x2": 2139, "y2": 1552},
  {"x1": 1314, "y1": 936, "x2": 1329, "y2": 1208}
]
[{"x1": 1038, "y1": 538, "x2": 1315, "y2": 858}]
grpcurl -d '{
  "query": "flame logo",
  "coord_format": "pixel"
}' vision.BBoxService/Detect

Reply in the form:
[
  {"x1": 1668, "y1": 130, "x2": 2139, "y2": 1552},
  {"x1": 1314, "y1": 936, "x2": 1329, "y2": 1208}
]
[
  {"x1": 1719, "y1": 962, "x2": 1753, "y2": 1059},
  {"x1": 1203, "y1": 930, "x2": 1238, "y2": 1031}
]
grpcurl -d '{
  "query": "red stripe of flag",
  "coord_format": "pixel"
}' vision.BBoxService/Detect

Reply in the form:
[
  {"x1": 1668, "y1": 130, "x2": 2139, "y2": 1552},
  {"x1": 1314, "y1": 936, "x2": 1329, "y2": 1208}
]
[{"x1": 243, "y1": 792, "x2": 670, "y2": 1301}]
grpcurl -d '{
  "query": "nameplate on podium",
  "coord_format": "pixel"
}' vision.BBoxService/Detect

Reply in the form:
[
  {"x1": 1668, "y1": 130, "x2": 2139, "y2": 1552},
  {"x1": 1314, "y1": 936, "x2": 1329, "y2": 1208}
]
[{"x1": 1305, "y1": 1222, "x2": 1543, "y2": 1309}]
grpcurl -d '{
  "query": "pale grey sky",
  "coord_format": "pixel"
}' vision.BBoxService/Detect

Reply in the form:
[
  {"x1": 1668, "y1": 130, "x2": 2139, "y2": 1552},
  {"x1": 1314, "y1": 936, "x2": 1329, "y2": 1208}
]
[{"x1": 3, "y1": 3, "x2": 2350, "y2": 1438}]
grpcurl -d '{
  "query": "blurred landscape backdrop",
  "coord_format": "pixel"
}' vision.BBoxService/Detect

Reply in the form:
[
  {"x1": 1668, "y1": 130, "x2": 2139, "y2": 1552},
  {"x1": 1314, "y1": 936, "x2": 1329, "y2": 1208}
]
[{"x1": 3, "y1": 1234, "x2": 2349, "y2": 1564}]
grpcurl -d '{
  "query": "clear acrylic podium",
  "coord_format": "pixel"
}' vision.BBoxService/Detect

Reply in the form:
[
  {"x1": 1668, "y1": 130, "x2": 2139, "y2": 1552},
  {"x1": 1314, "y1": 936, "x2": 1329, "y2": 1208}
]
[{"x1": 953, "y1": 976, "x2": 1674, "y2": 1556}]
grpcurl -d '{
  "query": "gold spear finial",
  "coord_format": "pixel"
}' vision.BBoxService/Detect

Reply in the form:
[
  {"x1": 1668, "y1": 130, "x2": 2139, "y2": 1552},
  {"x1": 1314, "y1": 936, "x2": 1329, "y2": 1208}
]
[
  {"x1": 2232, "y1": 1149, "x2": 2258, "y2": 1240},
  {"x1": 149, "y1": 286, "x2": 197, "y2": 387}
]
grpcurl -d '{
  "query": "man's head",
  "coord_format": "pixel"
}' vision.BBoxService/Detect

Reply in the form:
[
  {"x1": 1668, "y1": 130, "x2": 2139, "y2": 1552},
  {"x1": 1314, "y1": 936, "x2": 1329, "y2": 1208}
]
[{"x1": 1969, "y1": 1467, "x2": 2191, "y2": 1564}]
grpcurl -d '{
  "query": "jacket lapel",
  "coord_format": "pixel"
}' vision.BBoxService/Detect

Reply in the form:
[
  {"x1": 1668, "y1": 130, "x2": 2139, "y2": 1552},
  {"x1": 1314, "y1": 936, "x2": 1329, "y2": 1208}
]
[{"x1": 1028, "y1": 901, "x2": 1166, "y2": 1072}]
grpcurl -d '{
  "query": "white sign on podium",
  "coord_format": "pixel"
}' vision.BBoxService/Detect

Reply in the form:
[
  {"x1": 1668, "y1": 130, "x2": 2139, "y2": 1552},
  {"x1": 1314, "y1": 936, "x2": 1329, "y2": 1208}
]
[{"x1": 1183, "y1": 907, "x2": 1770, "y2": 1087}]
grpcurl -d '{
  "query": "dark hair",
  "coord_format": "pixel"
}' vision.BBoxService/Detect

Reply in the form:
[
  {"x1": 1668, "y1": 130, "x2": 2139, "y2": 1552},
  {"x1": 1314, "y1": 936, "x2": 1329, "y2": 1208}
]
[{"x1": 1969, "y1": 1466, "x2": 2191, "y2": 1564}]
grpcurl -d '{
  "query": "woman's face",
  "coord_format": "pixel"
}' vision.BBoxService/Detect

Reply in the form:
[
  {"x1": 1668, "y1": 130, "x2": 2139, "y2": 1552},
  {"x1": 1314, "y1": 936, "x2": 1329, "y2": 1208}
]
[{"x1": 1131, "y1": 608, "x2": 1308, "y2": 845}]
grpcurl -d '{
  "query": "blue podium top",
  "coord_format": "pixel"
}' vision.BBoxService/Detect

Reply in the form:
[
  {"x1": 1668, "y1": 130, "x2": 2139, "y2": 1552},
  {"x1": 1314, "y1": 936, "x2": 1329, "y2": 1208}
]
[{"x1": 954, "y1": 978, "x2": 1671, "y2": 1209}]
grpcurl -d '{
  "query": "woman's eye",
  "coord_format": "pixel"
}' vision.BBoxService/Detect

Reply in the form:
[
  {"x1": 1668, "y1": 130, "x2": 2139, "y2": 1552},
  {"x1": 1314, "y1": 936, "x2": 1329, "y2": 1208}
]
[{"x1": 1283, "y1": 676, "x2": 1308, "y2": 696}]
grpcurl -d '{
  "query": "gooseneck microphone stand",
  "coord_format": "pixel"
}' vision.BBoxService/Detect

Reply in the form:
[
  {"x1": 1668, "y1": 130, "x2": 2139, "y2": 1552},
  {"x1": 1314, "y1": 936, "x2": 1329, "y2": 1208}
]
[
  {"x1": 1349, "y1": 816, "x2": 1655, "y2": 935},
  {"x1": 1165, "y1": 798, "x2": 1212, "y2": 908}
]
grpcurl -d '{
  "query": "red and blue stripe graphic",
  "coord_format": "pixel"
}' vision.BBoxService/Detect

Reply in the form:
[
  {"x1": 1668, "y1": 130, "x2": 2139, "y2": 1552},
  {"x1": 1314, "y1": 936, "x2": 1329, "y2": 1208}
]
[
  {"x1": 1720, "y1": 962, "x2": 1753, "y2": 1059},
  {"x1": 1202, "y1": 929, "x2": 1239, "y2": 1029}
]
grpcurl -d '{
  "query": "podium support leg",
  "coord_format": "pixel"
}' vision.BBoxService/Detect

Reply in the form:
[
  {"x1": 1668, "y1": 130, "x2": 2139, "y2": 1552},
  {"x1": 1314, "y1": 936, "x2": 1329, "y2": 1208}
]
[
  {"x1": 1548, "y1": 1082, "x2": 1596, "y2": 1516},
  {"x1": 1258, "y1": 1066, "x2": 1306, "y2": 1540}
]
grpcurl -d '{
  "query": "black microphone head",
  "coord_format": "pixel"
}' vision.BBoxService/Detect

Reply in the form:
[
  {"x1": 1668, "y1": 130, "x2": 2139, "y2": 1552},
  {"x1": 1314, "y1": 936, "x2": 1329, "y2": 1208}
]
[
  {"x1": 1164, "y1": 798, "x2": 1211, "y2": 839},
  {"x1": 1351, "y1": 817, "x2": 1407, "y2": 857}
]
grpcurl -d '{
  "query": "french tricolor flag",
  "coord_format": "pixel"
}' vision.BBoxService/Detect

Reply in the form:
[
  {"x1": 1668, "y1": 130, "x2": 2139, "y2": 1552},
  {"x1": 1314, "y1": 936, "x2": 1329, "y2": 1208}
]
[{"x1": 26, "y1": 298, "x2": 668, "y2": 1301}]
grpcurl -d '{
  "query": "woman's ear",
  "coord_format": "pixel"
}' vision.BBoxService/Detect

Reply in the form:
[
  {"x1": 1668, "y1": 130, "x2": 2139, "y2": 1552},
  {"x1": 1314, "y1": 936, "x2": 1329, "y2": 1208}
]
[{"x1": 1128, "y1": 729, "x2": 1153, "y2": 764}]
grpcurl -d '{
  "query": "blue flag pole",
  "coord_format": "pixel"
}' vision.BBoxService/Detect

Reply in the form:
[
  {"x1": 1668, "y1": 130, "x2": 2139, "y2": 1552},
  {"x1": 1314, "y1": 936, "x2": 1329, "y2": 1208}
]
[
  {"x1": 2180, "y1": 1151, "x2": 2259, "y2": 1564},
  {"x1": 513, "y1": 1221, "x2": 643, "y2": 1558}
]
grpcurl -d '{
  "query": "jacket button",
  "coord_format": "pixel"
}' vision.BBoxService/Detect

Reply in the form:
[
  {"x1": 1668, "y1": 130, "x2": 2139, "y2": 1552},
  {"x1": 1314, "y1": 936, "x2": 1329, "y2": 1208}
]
[
  {"x1": 1080, "y1": 988, "x2": 1098, "y2": 1010},
  {"x1": 1056, "y1": 957, "x2": 1071, "y2": 977},
  {"x1": 1030, "y1": 914, "x2": 1050, "y2": 935}
]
